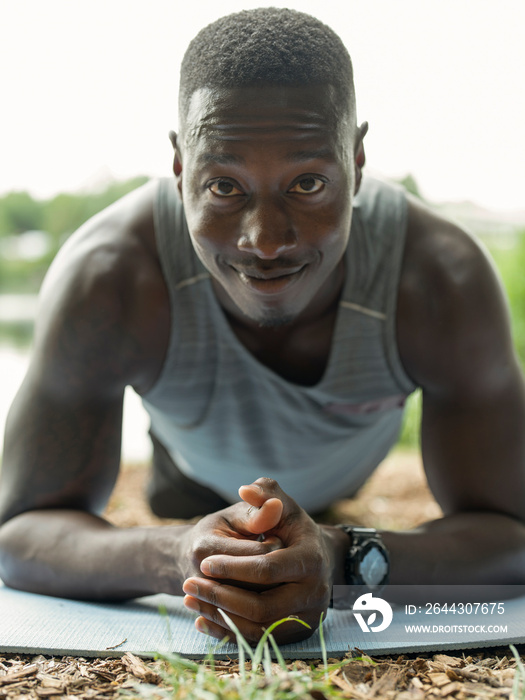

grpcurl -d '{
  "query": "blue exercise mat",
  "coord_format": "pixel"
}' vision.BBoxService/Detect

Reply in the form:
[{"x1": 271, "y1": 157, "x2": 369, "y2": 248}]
[{"x1": 1, "y1": 581, "x2": 523, "y2": 658}]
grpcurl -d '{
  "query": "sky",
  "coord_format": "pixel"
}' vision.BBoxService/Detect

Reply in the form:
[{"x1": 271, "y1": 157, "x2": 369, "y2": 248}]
[{"x1": 1, "y1": 0, "x2": 524, "y2": 212}]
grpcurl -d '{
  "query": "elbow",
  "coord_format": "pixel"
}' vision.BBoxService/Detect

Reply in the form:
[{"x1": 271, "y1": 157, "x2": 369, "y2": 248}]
[
  {"x1": 0, "y1": 520, "x2": 23, "y2": 590},
  {"x1": 0, "y1": 513, "x2": 43, "y2": 592}
]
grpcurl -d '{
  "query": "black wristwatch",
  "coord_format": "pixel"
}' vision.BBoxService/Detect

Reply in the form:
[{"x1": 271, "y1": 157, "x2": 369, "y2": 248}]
[{"x1": 337, "y1": 525, "x2": 390, "y2": 588}]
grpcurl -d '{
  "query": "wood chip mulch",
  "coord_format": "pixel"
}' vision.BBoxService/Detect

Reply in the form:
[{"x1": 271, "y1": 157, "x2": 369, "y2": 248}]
[
  {"x1": 0, "y1": 652, "x2": 163, "y2": 699},
  {"x1": 1, "y1": 649, "x2": 523, "y2": 699},
  {"x1": 325, "y1": 650, "x2": 522, "y2": 699}
]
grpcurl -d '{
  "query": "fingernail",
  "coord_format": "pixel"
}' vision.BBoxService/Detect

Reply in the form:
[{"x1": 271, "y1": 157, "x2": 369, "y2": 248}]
[
  {"x1": 245, "y1": 481, "x2": 263, "y2": 492},
  {"x1": 196, "y1": 617, "x2": 210, "y2": 634},
  {"x1": 183, "y1": 580, "x2": 199, "y2": 596},
  {"x1": 200, "y1": 559, "x2": 213, "y2": 575},
  {"x1": 184, "y1": 596, "x2": 200, "y2": 613}
]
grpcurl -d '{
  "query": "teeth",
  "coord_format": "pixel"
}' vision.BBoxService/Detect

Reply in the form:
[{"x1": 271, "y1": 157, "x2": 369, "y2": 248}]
[{"x1": 241, "y1": 268, "x2": 302, "y2": 280}]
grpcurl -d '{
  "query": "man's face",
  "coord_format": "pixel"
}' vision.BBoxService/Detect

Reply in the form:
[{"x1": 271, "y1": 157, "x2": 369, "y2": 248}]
[{"x1": 176, "y1": 84, "x2": 360, "y2": 328}]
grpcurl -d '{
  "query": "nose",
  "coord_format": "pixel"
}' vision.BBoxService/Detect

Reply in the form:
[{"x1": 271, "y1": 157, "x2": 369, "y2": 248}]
[{"x1": 237, "y1": 198, "x2": 298, "y2": 260}]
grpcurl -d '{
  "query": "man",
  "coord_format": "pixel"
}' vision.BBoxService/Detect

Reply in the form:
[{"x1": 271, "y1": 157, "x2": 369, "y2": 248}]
[{"x1": 1, "y1": 8, "x2": 525, "y2": 645}]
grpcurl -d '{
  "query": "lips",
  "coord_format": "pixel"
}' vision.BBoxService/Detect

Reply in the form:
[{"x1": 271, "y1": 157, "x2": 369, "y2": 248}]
[
  {"x1": 231, "y1": 264, "x2": 307, "y2": 296},
  {"x1": 233, "y1": 265, "x2": 305, "y2": 280}
]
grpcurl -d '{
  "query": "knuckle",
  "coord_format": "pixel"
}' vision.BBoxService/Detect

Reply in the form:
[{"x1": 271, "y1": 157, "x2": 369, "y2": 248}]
[
  {"x1": 243, "y1": 624, "x2": 265, "y2": 645},
  {"x1": 190, "y1": 537, "x2": 209, "y2": 567},
  {"x1": 292, "y1": 547, "x2": 322, "y2": 581},
  {"x1": 262, "y1": 537, "x2": 283, "y2": 554},
  {"x1": 206, "y1": 583, "x2": 221, "y2": 607},
  {"x1": 256, "y1": 477, "x2": 279, "y2": 492},
  {"x1": 311, "y1": 549, "x2": 325, "y2": 576},
  {"x1": 304, "y1": 544, "x2": 325, "y2": 577},
  {"x1": 254, "y1": 555, "x2": 277, "y2": 583},
  {"x1": 248, "y1": 596, "x2": 273, "y2": 624},
  {"x1": 282, "y1": 511, "x2": 299, "y2": 529},
  {"x1": 315, "y1": 580, "x2": 331, "y2": 607},
  {"x1": 319, "y1": 579, "x2": 331, "y2": 600},
  {"x1": 202, "y1": 608, "x2": 224, "y2": 631},
  {"x1": 305, "y1": 580, "x2": 331, "y2": 611}
]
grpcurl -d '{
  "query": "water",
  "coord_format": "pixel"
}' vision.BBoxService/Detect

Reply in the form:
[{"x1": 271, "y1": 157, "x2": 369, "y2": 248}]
[
  {"x1": 0, "y1": 343, "x2": 152, "y2": 464},
  {"x1": 0, "y1": 295, "x2": 39, "y2": 322}
]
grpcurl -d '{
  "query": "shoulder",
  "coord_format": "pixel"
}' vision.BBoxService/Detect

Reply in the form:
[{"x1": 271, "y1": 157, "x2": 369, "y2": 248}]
[
  {"x1": 397, "y1": 196, "x2": 516, "y2": 396},
  {"x1": 33, "y1": 180, "x2": 170, "y2": 397}
]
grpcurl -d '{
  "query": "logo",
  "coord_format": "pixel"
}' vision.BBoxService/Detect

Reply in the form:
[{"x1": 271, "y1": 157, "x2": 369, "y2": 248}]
[{"x1": 352, "y1": 593, "x2": 393, "y2": 632}]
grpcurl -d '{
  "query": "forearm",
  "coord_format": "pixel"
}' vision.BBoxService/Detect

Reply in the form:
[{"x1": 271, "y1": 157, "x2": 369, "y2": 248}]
[
  {"x1": 383, "y1": 511, "x2": 525, "y2": 585},
  {"x1": 0, "y1": 509, "x2": 193, "y2": 600}
]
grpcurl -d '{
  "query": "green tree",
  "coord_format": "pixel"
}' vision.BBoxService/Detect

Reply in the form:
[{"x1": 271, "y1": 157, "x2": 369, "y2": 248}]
[
  {"x1": 43, "y1": 176, "x2": 150, "y2": 241},
  {"x1": 0, "y1": 191, "x2": 44, "y2": 236},
  {"x1": 397, "y1": 174, "x2": 423, "y2": 199},
  {"x1": 0, "y1": 175, "x2": 150, "y2": 294},
  {"x1": 490, "y1": 231, "x2": 525, "y2": 366}
]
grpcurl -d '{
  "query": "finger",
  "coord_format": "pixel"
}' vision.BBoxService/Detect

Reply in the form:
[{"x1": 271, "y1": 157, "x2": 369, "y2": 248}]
[
  {"x1": 240, "y1": 477, "x2": 307, "y2": 535},
  {"x1": 183, "y1": 575, "x2": 328, "y2": 623},
  {"x1": 201, "y1": 533, "x2": 283, "y2": 558},
  {"x1": 239, "y1": 479, "x2": 286, "y2": 534},
  {"x1": 195, "y1": 610, "x2": 270, "y2": 646},
  {"x1": 239, "y1": 477, "x2": 287, "y2": 508},
  {"x1": 186, "y1": 597, "x2": 269, "y2": 644},
  {"x1": 183, "y1": 578, "x2": 290, "y2": 623},
  {"x1": 200, "y1": 546, "x2": 312, "y2": 584},
  {"x1": 244, "y1": 498, "x2": 283, "y2": 535},
  {"x1": 187, "y1": 599, "x2": 318, "y2": 645},
  {"x1": 194, "y1": 615, "x2": 232, "y2": 642},
  {"x1": 239, "y1": 482, "x2": 272, "y2": 508}
]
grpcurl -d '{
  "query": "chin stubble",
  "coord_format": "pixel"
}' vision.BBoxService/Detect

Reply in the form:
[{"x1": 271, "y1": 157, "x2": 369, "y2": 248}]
[{"x1": 254, "y1": 311, "x2": 297, "y2": 329}]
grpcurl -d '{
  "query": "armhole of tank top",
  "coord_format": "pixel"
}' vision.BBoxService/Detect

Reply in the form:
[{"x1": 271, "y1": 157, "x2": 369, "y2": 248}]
[
  {"x1": 383, "y1": 188, "x2": 419, "y2": 396},
  {"x1": 141, "y1": 178, "x2": 181, "y2": 400}
]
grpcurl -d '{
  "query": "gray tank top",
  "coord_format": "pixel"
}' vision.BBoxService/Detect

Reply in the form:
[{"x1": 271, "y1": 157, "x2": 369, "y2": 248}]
[{"x1": 142, "y1": 177, "x2": 417, "y2": 512}]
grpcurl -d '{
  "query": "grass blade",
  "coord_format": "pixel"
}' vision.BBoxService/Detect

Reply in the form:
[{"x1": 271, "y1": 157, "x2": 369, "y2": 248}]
[
  {"x1": 318, "y1": 611, "x2": 328, "y2": 681},
  {"x1": 510, "y1": 644, "x2": 525, "y2": 699},
  {"x1": 268, "y1": 632, "x2": 287, "y2": 671},
  {"x1": 217, "y1": 608, "x2": 253, "y2": 681},
  {"x1": 252, "y1": 616, "x2": 311, "y2": 670},
  {"x1": 263, "y1": 641, "x2": 273, "y2": 677},
  {"x1": 157, "y1": 603, "x2": 173, "y2": 646}
]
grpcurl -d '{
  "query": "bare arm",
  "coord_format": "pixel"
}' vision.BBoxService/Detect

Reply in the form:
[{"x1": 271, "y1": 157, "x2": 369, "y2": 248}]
[
  {"x1": 0, "y1": 187, "x2": 187, "y2": 600},
  {"x1": 0, "y1": 372, "x2": 190, "y2": 599},
  {"x1": 383, "y1": 198, "x2": 525, "y2": 583}
]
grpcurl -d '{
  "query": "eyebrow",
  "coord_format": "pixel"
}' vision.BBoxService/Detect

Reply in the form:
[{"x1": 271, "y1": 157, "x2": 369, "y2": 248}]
[
  {"x1": 198, "y1": 146, "x2": 335, "y2": 166},
  {"x1": 198, "y1": 152, "x2": 245, "y2": 165},
  {"x1": 287, "y1": 147, "x2": 336, "y2": 162}
]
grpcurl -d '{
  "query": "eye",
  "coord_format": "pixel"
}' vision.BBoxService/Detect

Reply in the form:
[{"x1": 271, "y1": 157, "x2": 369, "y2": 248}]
[
  {"x1": 288, "y1": 176, "x2": 326, "y2": 194},
  {"x1": 208, "y1": 179, "x2": 243, "y2": 197}
]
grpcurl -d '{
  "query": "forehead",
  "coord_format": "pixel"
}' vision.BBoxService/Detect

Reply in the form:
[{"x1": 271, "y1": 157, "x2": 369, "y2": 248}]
[{"x1": 181, "y1": 84, "x2": 355, "y2": 154}]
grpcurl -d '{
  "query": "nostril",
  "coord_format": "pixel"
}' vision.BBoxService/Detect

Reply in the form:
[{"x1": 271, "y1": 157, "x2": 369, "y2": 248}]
[
  {"x1": 237, "y1": 201, "x2": 298, "y2": 258},
  {"x1": 237, "y1": 231, "x2": 298, "y2": 259}
]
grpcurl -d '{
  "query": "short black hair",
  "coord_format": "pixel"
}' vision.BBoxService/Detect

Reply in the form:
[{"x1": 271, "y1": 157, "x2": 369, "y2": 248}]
[{"x1": 179, "y1": 7, "x2": 355, "y2": 129}]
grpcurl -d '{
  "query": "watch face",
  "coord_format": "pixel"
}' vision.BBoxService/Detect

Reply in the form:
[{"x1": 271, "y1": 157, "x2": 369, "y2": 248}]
[{"x1": 358, "y1": 546, "x2": 388, "y2": 586}]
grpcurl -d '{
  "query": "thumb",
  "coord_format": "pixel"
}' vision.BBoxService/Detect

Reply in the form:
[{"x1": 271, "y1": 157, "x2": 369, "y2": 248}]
[{"x1": 238, "y1": 479, "x2": 284, "y2": 535}]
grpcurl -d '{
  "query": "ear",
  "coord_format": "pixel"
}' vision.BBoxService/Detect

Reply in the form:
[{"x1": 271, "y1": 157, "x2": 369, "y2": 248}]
[
  {"x1": 354, "y1": 121, "x2": 368, "y2": 195},
  {"x1": 169, "y1": 130, "x2": 183, "y2": 197}
]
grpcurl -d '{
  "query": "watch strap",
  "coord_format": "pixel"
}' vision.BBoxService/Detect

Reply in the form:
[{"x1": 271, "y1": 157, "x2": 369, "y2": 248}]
[{"x1": 336, "y1": 525, "x2": 389, "y2": 588}]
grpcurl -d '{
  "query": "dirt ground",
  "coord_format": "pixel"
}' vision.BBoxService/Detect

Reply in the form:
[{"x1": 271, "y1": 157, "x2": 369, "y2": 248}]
[
  {"x1": 1, "y1": 449, "x2": 523, "y2": 699},
  {"x1": 103, "y1": 448, "x2": 443, "y2": 531}
]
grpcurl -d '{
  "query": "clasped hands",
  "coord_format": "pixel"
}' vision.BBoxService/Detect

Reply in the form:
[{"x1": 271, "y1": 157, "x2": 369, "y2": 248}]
[{"x1": 181, "y1": 477, "x2": 334, "y2": 645}]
